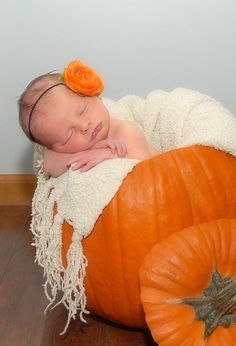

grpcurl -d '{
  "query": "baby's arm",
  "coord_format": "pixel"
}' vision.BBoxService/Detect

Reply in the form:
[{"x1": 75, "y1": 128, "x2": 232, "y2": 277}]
[
  {"x1": 120, "y1": 122, "x2": 158, "y2": 160},
  {"x1": 43, "y1": 149, "x2": 73, "y2": 177},
  {"x1": 67, "y1": 147, "x2": 122, "y2": 172},
  {"x1": 44, "y1": 139, "x2": 127, "y2": 177},
  {"x1": 92, "y1": 139, "x2": 127, "y2": 156}
]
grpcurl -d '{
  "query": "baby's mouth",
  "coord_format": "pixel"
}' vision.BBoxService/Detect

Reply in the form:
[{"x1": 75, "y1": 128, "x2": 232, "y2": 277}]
[{"x1": 91, "y1": 122, "x2": 102, "y2": 140}]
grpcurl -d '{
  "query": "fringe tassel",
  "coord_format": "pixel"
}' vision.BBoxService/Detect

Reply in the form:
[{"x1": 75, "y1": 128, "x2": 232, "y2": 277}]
[
  {"x1": 58, "y1": 231, "x2": 89, "y2": 335},
  {"x1": 31, "y1": 168, "x2": 64, "y2": 312},
  {"x1": 43, "y1": 213, "x2": 64, "y2": 310},
  {"x1": 31, "y1": 169, "x2": 90, "y2": 335}
]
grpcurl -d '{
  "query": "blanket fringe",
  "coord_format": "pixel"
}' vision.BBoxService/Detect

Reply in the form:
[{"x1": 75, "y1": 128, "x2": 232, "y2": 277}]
[
  {"x1": 58, "y1": 232, "x2": 89, "y2": 335},
  {"x1": 31, "y1": 164, "x2": 89, "y2": 335}
]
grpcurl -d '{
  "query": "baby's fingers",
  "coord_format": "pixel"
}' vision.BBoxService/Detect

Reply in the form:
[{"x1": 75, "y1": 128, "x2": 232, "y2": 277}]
[
  {"x1": 69, "y1": 157, "x2": 88, "y2": 171},
  {"x1": 107, "y1": 142, "x2": 117, "y2": 154},
  {"x1": 80, "y1": 160, "x2": 97, "y2": 172},
  {"x1": 116, "y1": 142, "x2": 127, "y2": 157},
  {"x1": 67, "y1": 157, "x2": 81, "y2": 166},
  {"x1": 70, "y1": 162, "x2": 83, "y2": 171},
  {"x1": 108, "y1": 140, "x2": 125, "y2": 156}
]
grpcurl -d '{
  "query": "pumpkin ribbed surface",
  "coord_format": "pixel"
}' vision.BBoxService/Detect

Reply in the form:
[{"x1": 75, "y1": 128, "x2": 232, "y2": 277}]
[
  {"x1": 61, "y1": 145, "x2": 236, "y2": 327},
  {"x1": 140, "y1": 219, "x2": 236, "y2": 345}
]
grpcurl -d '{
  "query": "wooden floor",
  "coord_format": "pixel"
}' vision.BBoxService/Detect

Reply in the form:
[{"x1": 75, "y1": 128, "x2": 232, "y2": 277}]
[{"x1": 0, "y1": 206, "x2": 156, "y2": 346}]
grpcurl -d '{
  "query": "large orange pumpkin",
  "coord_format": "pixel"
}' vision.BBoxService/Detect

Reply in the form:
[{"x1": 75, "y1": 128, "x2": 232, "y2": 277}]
[
  {"x1": 61, "y1": 145, "x2": 236, "y2": 330},
  {"x1": 140, "y1": 219, "x2": 236, "y2": 345}
]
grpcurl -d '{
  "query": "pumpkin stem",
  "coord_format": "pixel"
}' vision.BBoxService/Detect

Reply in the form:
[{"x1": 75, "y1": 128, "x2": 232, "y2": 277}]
[{"x1": 182, "y1": 271, "x2": 236, "y2": 339}]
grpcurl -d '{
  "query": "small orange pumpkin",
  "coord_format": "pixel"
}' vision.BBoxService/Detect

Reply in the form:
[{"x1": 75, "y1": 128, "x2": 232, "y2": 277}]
[
  {"x1": 61, "y1": 145, "x2": 236, "y2": 329},
  {"x1": 140, "y1": 218, "x2": 236, "y2": 345}
]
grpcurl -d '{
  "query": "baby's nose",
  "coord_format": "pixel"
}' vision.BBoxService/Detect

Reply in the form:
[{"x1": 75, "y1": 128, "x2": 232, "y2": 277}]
[{"x1": 80, "y1": 120, "x2": 90, "y2": 134}]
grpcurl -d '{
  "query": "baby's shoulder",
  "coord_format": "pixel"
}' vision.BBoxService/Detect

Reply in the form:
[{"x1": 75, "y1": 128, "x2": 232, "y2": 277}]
[
  {"x1": 110, "y1": 118, "x2": 144, "y2": 140},
  {"x1": 114, "y1": 119, "x2": 144, "y2": 142},
  {"x1": 116, "y1": 119, "x2": 141, "y2": 131},
  {"x1": 122, "y1": 120, "x2": 143, "y2": 135}
]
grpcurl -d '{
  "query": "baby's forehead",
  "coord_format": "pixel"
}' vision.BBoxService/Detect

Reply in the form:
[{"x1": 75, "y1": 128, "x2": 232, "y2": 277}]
[
  {"x1": 47, "y1": 84, "x2": 85, "y2": 102},
  {"x1": 37, "y1": 86, "x2": 85, "y2": 116}
]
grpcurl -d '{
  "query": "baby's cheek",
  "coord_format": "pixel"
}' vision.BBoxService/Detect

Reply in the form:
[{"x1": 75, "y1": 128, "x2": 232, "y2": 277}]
[{"x1": 70, "y1": 136, "x2": 91, "y2": 152}]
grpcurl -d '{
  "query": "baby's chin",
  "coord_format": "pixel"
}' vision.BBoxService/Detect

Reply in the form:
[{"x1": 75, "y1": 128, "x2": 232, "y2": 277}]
[{"x1": 99, "y1": 123, "x2": 110, "y2": 140}]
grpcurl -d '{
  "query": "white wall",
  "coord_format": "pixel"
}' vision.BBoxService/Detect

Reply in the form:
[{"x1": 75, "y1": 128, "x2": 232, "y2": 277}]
[{"x1": 1, "y1": 0, "x2": 236, "y2": 173}]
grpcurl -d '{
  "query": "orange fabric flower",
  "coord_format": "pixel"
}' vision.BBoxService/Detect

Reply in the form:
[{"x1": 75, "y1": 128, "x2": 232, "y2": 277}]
[{"x1": 62, "y1": 60, "x2": 104, "y2": 96}]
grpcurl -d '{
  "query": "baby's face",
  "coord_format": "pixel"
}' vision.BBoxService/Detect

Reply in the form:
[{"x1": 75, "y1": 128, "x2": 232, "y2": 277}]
[{"x1": 34, "y1": 86, "x2": 110, "y2": 153}]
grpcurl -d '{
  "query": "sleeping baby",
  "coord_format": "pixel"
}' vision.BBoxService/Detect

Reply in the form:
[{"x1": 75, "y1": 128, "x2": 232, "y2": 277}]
[{"x1": 18, "y1": 60, "x2": 158, "y2": 177}]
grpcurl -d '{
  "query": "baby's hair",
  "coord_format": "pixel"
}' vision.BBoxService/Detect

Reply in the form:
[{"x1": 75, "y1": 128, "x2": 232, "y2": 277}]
[{"x1": 18, "y1": 72, "x2": 61, "y2": 143}]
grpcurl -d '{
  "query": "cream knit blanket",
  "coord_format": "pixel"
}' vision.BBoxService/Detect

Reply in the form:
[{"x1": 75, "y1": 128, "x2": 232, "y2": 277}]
[{"x1": 31, "y1": 88, "x2": 236, "y2": 334}]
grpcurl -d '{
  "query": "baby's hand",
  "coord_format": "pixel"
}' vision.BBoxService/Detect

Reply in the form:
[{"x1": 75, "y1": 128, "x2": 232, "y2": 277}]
[
  {"x1": 67, "y1": 148, "x2": 116, "y2": 173},
  {"x1": 92, "y1": 139, "x2": 127, "y2": 157}
]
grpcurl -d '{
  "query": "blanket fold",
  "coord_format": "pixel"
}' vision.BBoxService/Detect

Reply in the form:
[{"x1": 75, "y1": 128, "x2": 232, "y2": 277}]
[{"x1": 31, "y1": 88, "x2": 236, "y2": 333}]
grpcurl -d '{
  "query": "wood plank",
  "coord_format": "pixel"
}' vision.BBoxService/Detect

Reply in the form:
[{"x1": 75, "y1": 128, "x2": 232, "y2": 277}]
[
  {"x1": 0, "y1": 174, "x2": 36, "y2": 206},
  {"x1": 41, "y1": 311, "x2": 155, "y2": 345},
  {"x1": 0, "y1": 206, "x2": 157, "y2": 345},
  {"x1": 0, "y1": 206, "x2": 30, "y2": 280},
  {"x1": 0, "y1": 207, "x2": 47, "y2": 346}
]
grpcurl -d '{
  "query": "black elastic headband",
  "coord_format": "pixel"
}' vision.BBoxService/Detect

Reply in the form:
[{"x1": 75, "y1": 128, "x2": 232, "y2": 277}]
[{"x1": 28, "y1": 83, "x2": 64, "y2": 142}]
